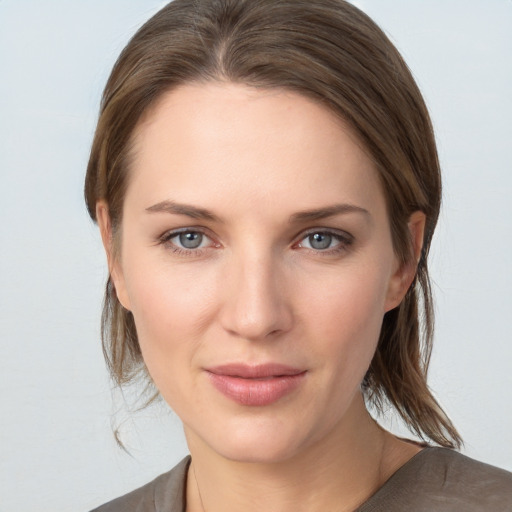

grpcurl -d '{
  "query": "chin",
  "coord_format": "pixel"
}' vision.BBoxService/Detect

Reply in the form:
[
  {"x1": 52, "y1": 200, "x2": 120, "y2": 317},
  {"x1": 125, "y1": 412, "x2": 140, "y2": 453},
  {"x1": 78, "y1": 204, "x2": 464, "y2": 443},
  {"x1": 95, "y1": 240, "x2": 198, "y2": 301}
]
[
  {"x1": 218, "y1": 439, "x2": 301, "y2": 464},
  {"x1": 197, "y1": 416, "x2": 317, "y2": 465}
]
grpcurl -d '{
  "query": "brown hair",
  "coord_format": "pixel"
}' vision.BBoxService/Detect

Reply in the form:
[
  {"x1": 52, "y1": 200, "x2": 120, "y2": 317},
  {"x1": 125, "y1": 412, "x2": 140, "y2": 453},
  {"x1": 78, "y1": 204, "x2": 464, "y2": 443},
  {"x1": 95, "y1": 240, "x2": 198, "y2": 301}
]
[{"x1": 85, "y1": 0, "x2": 461, "y2": 448}]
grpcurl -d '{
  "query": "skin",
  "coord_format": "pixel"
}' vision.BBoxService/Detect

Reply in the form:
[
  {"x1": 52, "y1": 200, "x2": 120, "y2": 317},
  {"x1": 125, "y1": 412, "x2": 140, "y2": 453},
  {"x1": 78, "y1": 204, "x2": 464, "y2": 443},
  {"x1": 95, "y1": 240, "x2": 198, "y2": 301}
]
[{"x1": 98, "y1": 83, "x2": 425, "y2": 512}]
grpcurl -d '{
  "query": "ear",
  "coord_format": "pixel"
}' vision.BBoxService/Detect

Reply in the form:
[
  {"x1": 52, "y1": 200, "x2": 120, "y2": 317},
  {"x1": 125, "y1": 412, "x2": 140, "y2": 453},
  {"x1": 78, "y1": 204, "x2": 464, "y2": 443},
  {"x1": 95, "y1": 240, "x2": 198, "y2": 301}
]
[
  {"x1": 96, "y1": 201, "x2": 131, "y2": 311},
  {"x1": 385, "y1": 211, "x2": 426, "y2": 312}
]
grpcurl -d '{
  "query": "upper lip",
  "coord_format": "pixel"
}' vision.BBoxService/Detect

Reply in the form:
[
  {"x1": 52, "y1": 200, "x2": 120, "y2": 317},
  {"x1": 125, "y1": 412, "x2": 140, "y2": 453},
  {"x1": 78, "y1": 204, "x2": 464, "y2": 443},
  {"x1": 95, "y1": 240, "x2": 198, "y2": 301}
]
[{"x1": 205, "y1": 363, "x2": 305, "y2": 378}]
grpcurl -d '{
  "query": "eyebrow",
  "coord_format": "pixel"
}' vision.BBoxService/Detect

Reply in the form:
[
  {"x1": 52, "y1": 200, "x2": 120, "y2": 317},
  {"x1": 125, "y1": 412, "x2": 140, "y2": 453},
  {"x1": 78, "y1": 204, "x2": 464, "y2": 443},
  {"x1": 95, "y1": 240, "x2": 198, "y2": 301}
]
[
  {"x1": 289, "y1": 204, "x2": 370, "y2": 223},
  {"x1": 145, "y1": 200, "x2": 370, "y2": 224},
  {"x1": 145, "y1": 200, "x2": 219, "y2": 222}
]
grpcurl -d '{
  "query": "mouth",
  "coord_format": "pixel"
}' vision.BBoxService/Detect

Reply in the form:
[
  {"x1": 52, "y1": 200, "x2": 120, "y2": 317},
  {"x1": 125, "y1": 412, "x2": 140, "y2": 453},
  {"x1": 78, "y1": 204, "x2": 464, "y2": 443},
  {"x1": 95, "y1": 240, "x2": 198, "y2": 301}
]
[{"x1": 205, "y1": 363, "x2": 307, "y2": 406}]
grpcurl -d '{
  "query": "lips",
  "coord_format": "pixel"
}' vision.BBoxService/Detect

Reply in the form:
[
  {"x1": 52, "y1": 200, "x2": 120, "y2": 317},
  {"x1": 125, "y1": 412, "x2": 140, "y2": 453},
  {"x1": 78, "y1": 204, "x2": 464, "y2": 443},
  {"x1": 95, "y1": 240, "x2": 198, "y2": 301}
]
[{"x1": 205, "y1": 364, "x2": 307, "y2": 406}]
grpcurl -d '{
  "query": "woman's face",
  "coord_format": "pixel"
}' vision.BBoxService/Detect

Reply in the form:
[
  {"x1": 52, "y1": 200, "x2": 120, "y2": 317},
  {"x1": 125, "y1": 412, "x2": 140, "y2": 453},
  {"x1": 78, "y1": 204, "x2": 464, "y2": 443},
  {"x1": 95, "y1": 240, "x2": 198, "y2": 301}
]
[{"x1": 103, "y1": 83, "x2": 414, "y2": 463}]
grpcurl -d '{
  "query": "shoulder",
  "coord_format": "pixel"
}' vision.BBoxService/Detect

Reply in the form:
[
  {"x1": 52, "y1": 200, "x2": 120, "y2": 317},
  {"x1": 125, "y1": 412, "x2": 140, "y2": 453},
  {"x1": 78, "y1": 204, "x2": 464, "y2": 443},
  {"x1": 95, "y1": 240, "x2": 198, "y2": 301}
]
[
  {"x1": 417, "y1": 448, "x2": 512, "y2": 502},
  {"x1": 422, "y1": 447, "x2": 512, "y2": 482},
  {"x1": 360, "y1": 447, "x2": 512, "y2": 512},
  {"x1": 89, "y1": 456, "x2": 190, "y2": 512}
]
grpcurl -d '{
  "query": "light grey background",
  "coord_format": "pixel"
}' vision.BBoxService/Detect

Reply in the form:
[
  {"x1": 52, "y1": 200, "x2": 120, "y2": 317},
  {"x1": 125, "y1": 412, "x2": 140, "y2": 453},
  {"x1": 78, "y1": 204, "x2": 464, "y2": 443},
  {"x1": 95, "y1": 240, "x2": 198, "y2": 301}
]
[{"x1": 0, "y1": 1, "x2": 510, "y2": 511}]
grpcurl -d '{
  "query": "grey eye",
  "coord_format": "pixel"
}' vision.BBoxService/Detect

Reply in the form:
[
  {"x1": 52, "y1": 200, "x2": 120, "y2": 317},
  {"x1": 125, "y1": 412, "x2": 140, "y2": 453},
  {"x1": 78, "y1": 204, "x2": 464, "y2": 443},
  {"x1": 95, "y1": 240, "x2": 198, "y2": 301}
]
[
  {"x1": 308, "y1": 233, "x2": 332, "y2": 250},
  {"x1": 179, "y1": 231, "x2": 203, "y2": 249}
]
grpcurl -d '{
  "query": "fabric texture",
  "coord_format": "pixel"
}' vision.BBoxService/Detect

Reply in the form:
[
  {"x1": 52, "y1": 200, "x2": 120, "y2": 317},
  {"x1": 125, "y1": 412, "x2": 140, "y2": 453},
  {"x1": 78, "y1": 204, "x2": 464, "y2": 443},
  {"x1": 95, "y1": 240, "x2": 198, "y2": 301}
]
[
  {"x1": 90, "y1": 448, "x2": 512, "y2": 512},
  {"x1": 356, "y1": 447, "x2": 512, "y2": 511}
]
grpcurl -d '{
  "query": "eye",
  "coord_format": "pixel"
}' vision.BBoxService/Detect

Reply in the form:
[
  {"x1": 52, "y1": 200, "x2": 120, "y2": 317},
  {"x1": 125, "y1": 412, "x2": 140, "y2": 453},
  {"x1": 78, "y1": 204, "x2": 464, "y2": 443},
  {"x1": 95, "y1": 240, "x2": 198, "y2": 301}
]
[
  {"x1": 176, "y1": 231, "x2": 206, "y2": 249},
  {"x1": 159, "y1": 228, "x2": 218, "y2": 255},
  {"x1": 296, "y1": 229, "x2": 353, "y2": 254},
  {"x1": 304, "y1": 232, "x2": 335, "y2": 250}
]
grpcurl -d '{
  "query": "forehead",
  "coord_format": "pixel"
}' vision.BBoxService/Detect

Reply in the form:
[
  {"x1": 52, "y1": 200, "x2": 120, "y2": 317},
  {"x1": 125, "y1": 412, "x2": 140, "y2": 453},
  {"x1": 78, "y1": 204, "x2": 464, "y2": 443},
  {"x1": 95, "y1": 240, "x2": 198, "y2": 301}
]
[{"x1": 126, "y1": 83, "x2": 385, "y2": 219}]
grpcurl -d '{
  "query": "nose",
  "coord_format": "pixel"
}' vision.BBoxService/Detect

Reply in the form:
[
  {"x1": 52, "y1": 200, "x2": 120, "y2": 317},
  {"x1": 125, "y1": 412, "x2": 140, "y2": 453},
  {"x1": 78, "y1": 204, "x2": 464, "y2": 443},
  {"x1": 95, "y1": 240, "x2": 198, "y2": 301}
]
[{"x1": 219, "y1": 250, "x2": 293, "y2": 341}]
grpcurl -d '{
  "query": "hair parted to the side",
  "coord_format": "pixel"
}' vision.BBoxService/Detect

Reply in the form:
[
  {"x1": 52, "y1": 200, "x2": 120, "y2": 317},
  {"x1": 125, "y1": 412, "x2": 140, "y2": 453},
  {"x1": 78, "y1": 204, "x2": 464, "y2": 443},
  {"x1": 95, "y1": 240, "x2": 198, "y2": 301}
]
[{"x1": 85, "y1": 0, "x2": 461, "y2": 448}]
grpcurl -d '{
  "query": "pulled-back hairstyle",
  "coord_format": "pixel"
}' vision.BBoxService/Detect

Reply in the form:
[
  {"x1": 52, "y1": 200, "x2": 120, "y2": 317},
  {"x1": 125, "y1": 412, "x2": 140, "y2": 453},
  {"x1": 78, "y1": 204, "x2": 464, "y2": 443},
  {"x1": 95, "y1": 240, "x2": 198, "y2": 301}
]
[{"x1": 85, "y1": 0, "x2": 461, "y2": 448}]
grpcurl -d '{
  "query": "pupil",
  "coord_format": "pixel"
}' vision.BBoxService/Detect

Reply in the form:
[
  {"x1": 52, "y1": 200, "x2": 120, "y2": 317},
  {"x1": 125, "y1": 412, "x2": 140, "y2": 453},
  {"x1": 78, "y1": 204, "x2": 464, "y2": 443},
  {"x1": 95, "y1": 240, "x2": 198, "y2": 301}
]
[
  {"x1": 179, "y1": 232, "x2": 202, "y2": 249},
  {"x1": 310, "y1": 233, "x2": 331, "y2": 250}
]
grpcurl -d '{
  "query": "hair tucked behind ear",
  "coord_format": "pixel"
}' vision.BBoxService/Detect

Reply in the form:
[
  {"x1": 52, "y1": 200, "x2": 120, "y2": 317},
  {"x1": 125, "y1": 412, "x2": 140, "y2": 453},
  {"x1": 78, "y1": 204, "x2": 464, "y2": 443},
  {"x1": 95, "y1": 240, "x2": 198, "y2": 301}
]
[{"x1": 85, "y1": 0, "x2": 461, "y2": 448}]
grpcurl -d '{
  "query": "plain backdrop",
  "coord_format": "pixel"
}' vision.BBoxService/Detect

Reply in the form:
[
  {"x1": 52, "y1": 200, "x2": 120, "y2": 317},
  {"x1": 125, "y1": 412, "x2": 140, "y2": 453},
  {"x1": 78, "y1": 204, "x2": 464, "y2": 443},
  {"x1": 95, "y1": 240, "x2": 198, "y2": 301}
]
[{"x1": 0, "y1": 1, "x2": 511, "y2": 511}]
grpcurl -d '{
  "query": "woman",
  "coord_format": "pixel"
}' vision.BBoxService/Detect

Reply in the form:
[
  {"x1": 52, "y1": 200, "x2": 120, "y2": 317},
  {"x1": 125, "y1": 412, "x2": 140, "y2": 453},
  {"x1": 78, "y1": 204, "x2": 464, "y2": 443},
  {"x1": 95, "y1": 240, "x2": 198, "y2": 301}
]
[{"x1": 86, "y1": 0, "x2": 512, "y2": 510}]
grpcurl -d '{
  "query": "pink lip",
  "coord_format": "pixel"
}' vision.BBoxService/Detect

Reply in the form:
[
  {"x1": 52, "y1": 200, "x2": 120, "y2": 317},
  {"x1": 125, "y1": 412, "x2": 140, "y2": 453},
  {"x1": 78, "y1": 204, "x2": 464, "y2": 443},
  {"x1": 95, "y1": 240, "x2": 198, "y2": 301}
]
[{"x1": 205, "y1": 364, "x2": 306, "y2": 406}]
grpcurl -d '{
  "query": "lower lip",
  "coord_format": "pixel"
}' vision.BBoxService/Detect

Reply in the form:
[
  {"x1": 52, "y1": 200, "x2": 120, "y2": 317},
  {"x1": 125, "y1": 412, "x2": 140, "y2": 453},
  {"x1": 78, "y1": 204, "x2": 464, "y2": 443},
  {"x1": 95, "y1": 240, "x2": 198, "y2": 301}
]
[{"x1": 206, "y1": 372, "x2": 306, "y2": 406}]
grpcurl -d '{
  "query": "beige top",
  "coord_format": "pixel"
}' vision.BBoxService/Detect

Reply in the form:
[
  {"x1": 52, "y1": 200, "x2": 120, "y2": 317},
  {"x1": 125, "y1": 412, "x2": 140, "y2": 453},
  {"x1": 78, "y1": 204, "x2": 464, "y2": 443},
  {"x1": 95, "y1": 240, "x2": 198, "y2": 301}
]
[{"x1": 90, "y1": 447, "x2": 512, "y2": 511}]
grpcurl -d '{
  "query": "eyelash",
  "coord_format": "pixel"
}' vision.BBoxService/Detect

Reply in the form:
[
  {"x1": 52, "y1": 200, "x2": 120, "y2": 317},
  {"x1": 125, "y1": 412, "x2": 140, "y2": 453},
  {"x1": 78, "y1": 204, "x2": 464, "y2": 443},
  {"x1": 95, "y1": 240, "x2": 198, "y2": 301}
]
[
  {"x1": 293, "y1": 229, "x2": 354, "y2": 256},
  {"x1": 158, "y1": 227, "x2": 217, "y2": 258},
  {"x1": 157, "y1": 228, "x2": 354, "y2": 257}
]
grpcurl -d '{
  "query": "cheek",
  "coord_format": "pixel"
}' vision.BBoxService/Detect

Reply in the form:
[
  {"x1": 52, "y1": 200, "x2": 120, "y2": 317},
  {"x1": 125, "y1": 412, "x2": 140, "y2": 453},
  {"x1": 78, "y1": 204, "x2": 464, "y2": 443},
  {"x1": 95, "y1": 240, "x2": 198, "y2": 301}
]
[
  {"x1": 121, "y1": 265, "x2": 215, "y2": 412},
  {"x1": 126, "y1": 264, "x2": 215, "y2": 338},
  {"x1": 120, "y1": 255, "x2": 220, "y2": 388},
  {"x1": 298, "y1": 261, "x2": 391, "y2": 373},
  {"x1": 304, "y1": 261, "x2": 390, "y2": 335}
]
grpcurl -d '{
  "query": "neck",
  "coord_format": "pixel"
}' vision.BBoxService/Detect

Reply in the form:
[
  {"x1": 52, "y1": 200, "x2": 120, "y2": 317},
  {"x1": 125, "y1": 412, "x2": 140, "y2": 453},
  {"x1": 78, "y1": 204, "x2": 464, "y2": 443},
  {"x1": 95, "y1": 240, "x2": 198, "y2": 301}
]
[{"x1": 185, "y1": 394, "x2": 420, "y2": 512}]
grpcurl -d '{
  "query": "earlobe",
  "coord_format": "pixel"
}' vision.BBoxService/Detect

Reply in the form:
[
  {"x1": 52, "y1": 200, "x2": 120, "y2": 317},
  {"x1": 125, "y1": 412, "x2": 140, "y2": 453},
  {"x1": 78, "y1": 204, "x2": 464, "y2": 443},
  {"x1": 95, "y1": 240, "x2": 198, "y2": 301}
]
[
  {"x1": 95, "y1": 201, "x2": 131, "y2": 311},
  {"x1": 385, "y1": 211, "x2": 426, "y2": 312}
]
